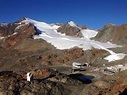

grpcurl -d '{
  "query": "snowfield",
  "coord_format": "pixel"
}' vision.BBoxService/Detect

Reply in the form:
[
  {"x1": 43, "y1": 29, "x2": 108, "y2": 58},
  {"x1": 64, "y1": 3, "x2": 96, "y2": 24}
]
[
  {"x1": 80, "y1": 29, "x2": 98, "y2": 39},
  {"x1": 104, "y1": 53, "x2": 126, "y2": 62},
  {"x1": 21, "y1": 18, "x2": 126, "y2": 62}
]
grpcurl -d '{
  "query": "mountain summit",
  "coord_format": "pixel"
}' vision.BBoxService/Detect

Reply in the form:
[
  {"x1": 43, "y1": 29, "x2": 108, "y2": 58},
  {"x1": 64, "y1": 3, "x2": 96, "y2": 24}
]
[{"x1": 68, "y1": 21, "x2": 78, "y2": 27}]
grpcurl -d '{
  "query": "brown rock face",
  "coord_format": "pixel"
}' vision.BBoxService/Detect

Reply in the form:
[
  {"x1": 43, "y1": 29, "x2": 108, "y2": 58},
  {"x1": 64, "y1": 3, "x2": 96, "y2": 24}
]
[
  {"x1": 0, "y1": 23, "x2": 36, "y2": 49},
  {"x1": 0, "y1": 71, "x2": 71, "y2": 95},
  {"x1": 0, "y1": 71, "x2": 21, "y2": 81},
  {"x1": 32, "y1": 68, "x2": 56, "y2": 79},
  {"x1": 0, "y1": 70, "x2": 91, "y2": 95},
  {"x1": 63, "y1": 47, "x2": 84, "y2": 60},
  {"x1": 93, "y1": 24, "x2": 116, "y2": 42},
  {"x1": 111, "y1": 24, "x2": 127, "y2": 45},
  {"x1": 41, "y1": 48, "x2": 84, "y2": 65},
  {"x1": 19, "y1": 68, "x2": 56, "y2": 79},
  {"x1": 85, "y1": 69, "x2": 127, "y2": 95},
  {"x1": 48, "y1": 73, "x2": 82, "y2": 85},
  {"x1": 57, "y1": 23, "x2": 83, "y2": 37},
  {"x1": 94, "y1": 24, "x2": 127, "y2": 45},
  {"x1": 0, "y1": 23, "x2": 17, "y2": 37}
]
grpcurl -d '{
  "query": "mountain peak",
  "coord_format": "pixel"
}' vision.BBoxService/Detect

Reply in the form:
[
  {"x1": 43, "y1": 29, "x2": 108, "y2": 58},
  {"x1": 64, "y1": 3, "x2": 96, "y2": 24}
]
[
  {"x1": 21, "y1": 17, "x2": 27, "y2": 20},
  {"x1": 68, "y1": 21, "x2": 77, "y2": 27},
  {"x1": 14, "y1": 17, "x2": 29, "y2": 24},
  {"x1": 19, "y1": 17, "x2": 30, "y2": 22},
  {"x1": 104, "y1": 23, "x2": 116, "y2": 28}
]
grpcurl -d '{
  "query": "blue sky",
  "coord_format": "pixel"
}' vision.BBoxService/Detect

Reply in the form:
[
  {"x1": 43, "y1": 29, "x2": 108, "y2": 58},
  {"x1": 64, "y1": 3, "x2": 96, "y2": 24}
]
[{"x1": 0, "y1": 0, "x2": 127, "y2": 29}]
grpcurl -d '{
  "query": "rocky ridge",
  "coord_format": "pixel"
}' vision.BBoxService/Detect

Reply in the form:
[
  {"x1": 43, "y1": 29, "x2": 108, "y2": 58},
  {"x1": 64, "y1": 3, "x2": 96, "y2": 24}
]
[{"x1": 94, "y1": 23, "x2": 127, "y2": 45}]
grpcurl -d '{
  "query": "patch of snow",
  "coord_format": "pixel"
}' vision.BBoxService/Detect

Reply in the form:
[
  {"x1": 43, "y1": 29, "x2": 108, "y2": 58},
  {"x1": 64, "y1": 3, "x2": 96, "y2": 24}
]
[
  {"x1": 8, "y1": 32, "x2": 18, "y2": 37},
  {"x1": 68, "y1": 21, "x2": 77, "y2": 27},
  {"x1": 51, "y1": 24, "x2": 60, "y2": 29},
  {"x1": 12, "y1": 32, "x2": 18, "y2": 35},
  {"x1": 104, "y1": 53, "x2": 126, "y2": 62},
  {"x1": 15, "y1": 24, "x2": 27, "y2": 30},
  {"x1": 80, "y1": 29, "x2": 98, "y2": 39}
]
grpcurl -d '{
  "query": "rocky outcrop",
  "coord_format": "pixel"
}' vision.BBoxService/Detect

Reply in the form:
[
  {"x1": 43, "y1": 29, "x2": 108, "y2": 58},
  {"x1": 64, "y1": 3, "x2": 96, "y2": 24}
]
[
  {"x1": 93, "y1": 23, "x2": 116, "y2": 42},
  {"x1": 111, "y1": 24, "x2": 127, "y2": 45},
  {"x1": 63, "y1": 47, "x2": 84, "y2": 60},
  {"x1": 47, "y1": 73, "x2": 82, "y2": 85},
  {"x1": 0, "y1": 23, "x2": 36, "y2": 49},
  {"x1": 94, "y1": 24, "x2": 127, "y2": 45},
  {"x1": 57, "y1": 23, "x2": 84, "y2": 37},
  {"x1": 0, "y1": 77, "x2": 70, "y2": 95},
  {"x1": 20, "y1": 68, "x2": 57, "y2": 79},
  {"x1": 0, "y1": 23, "x2": 17, "y2": 37},
  {"x1": 0, "y1": 70, "x2": 87, "y2": 95},
  {"x1": 41, "y1": 47, "x2": 84, "y2": 65},
  {"x1": 91, "y1": 70, "x2": 127, "y2": 95}
]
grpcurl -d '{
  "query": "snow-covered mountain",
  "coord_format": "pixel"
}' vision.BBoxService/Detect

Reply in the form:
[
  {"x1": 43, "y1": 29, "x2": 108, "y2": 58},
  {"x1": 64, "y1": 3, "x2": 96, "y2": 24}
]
[
  {"x1": 0, "y1": 17, "x2": 127, "y2": 95},
  {"x1": 0, "y1": 17, "x2": 126, "y2": 62},
  {"x1": 18, "y1": 18, "x2": 125, "y2": 62}
]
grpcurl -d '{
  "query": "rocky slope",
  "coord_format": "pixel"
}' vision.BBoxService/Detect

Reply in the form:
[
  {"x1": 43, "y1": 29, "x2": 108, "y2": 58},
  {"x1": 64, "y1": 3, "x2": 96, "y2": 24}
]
[
  {"x1": 0, "y1": 17, "x2": 127, "y2": 95},
  {"x1": 94, "y1": 23, "x2": 127, "y2": 45},
  {"x1": 57, "y1": 21, "x2": 86, "y2": 38},
  {"x1": 0, "y1": 70, "x2": 71, "y2": 95},
  {"x1": 0, "y1": 22, "x2": 36, "y2": 49}
]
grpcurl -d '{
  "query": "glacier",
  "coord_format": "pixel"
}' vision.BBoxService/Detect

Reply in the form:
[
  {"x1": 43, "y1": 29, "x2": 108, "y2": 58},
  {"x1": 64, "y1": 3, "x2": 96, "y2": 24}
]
[{"x1": 21, "y1": 18, "x2": 126, "y2": 62}]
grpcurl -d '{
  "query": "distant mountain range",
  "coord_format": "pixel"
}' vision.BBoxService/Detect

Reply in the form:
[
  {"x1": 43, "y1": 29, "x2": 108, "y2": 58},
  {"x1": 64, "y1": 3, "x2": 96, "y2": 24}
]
[{"x1": 0, "y1": 17, "x2": 126, "y2": 63}]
